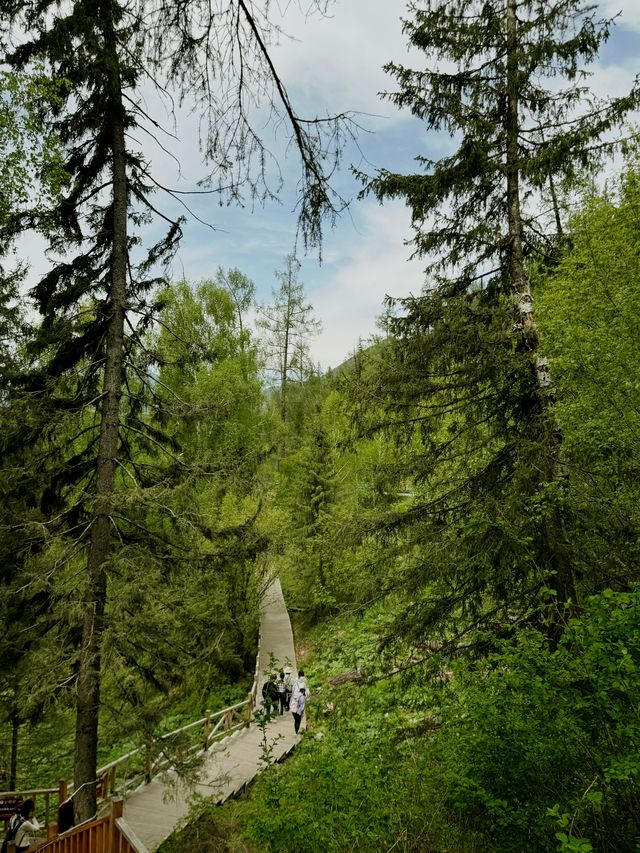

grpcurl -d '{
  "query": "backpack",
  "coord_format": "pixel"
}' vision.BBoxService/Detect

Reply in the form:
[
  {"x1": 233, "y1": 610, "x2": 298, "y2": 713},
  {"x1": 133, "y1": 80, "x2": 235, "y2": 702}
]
[
  {"x1": 289, "y1": 695, "x2": 299, "y2": 714},
  {"x1": 1, "y1": 815, "x2": 25, "y2": 853}
]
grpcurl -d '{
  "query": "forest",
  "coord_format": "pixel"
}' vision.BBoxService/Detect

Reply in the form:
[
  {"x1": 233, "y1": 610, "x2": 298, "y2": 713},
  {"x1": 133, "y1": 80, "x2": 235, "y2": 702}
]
[{"x1": 1, "y1": 0, "x2": 640, "y2": 851}]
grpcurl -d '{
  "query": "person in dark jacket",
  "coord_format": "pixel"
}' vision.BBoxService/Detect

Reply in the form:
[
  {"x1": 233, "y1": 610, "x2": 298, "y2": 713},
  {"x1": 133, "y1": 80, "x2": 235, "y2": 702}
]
[
  {"x1": 283, "y1": 666, "x2": 294, "y2": 710},
  {"x1": 261, "y1": 674, "x2": 279, "y2": 716},
  {"x1": 277, "y1": 670, "x2": 289, "y2": 715}
]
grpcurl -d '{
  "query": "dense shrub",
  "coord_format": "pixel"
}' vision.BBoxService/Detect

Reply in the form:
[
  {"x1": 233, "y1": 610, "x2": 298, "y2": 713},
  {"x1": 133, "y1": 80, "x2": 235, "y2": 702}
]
[
  {"x1": 238, "y1": 590, "x2": 640, "y2": 852},
  {"x1": 412, "y1": 590, "x2": 640, "y2": 851}
]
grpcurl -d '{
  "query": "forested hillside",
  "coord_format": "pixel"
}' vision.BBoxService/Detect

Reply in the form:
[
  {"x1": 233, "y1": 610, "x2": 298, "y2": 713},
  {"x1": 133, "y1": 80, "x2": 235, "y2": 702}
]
[
  {"x1": 2, "y1": 1, "x2": 640, "y2": 852},
  {"x1": 158, "y1": 159, "x2": 640, "y2": 853}
]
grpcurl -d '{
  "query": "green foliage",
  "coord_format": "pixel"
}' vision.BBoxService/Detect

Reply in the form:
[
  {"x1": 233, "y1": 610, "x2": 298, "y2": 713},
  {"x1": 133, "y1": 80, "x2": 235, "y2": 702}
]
[
  {"x1": 153, "y1": 278, "x2": 264, "y2": 477},
  {"x1": 4, "y1": 7, "x2": 640, "y2": 850},
  {"x1": 342, "y1": 0, "x2": 640, "y2": 657},
  {"x1": 345, "y1": 291, "x2": 570, "y2": 654},
  {"x1": 258, "y1": 254, "x2": 321, "y2": 424},
  {"x1": 0, "y1": 68, "x2": 68, "y2": 229},
  {"x1": 275, "y1": 420, "x2": 337, "y2": 616},
  {"x1": 0, "y1": 271, "x2": 265, "y2": 786},
  {"x1": 232, "y1": 611, "x2": 485, "y2": 853},
  {"x1": 244, "y1": 737, "x2": 398, "y2": 851},
  {"x1": 537, "y1": 160, "x2": 640, "y2": 589},
  {"x1": 0, "y1": 68, "x2": 68, "y2": 392},
  {"x1": 402, "y1": 589, "x2": 640, "y2": 851},
  {"x1": 224, "y1": 588, "x2": 640, "y2": 852}
]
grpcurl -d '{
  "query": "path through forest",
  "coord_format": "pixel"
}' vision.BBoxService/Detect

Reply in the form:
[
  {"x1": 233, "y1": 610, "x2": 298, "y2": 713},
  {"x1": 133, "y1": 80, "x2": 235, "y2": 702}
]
[{"x1": 121, "y1": 578, "x2": 299, "y2": 851}]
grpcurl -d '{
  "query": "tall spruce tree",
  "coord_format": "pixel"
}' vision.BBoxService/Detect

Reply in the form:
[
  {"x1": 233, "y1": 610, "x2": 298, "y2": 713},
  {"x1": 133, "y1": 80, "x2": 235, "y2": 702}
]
[
  {"x1": 4, "y1": 0, "x2": 353, "y2": 821},
  {"x1": 356, "y1": 0, "x2": 640, "y2": 652}
]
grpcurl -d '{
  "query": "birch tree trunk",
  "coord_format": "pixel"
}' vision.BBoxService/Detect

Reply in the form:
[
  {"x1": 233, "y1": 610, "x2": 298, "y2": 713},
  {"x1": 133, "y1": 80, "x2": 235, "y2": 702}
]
[
  {"x1": 505, "y1": 0, "x2": 574, "y2": 606},
  {"x1": 506, "y1": 0, "x2": 534, "y2": 337}
]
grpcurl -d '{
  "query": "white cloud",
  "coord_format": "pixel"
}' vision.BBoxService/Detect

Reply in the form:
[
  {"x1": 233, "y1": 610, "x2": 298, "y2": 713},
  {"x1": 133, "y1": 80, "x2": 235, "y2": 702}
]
[
  {"x1": 589, "y1": 62, "x2": 638, "y2": 100},
  {"x1": 271, "y1": 0, "x2": 419, "y2": 126},
  {"x1": 15, "y1": 0, "x2": 640, "y2": 378},
  {"x1": 308, "y1": 199, "x2": 424, "y2": 368},
  {"x1": 126, "y1": 0, "x2": 640, "y2": 381},
  {"x1": 599, "y1": 0, "x2": 640, "y2": 30}
]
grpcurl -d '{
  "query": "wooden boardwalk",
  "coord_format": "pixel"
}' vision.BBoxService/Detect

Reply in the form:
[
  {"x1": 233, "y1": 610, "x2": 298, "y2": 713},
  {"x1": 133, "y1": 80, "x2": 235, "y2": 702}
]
[{"x1": 122, "y1": 578, "x2": 299, "y2": 851}]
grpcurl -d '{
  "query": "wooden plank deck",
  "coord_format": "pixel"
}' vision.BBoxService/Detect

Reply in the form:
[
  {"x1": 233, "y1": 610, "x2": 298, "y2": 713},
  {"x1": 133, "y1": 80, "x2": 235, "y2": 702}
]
[{"x1": 122, "y1": 578, "x2": 299, "y2": 851}]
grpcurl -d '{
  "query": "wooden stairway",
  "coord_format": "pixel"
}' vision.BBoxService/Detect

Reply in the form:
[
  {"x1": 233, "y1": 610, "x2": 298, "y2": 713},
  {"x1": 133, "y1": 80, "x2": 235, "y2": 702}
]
[{"x1": 4, "y1": 578, "x2": 298, "y2": 853}]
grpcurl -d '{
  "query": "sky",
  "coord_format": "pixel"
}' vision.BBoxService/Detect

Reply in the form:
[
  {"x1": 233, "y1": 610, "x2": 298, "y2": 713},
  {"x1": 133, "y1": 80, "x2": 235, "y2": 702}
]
[
  {"x1": 19, "y1": 0, "x2": 640, "y2": 370},
  {"x1": 149, "y1": 0, "x2": 640, "y2": 370},
  {"x1": 146, "y1": 0, "x2": 433, "y2": 369}
]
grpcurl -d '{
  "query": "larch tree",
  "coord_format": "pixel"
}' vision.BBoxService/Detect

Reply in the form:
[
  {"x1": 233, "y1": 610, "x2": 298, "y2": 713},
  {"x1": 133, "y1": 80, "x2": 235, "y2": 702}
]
[
  {"x1": 4, "y1": 0, "x2": 354, "y2": 822},
  {"x1": 258, "y1": 253, "x2": 321, "y2": 422},
  {"x1": 356, "y1": 0, "x2": 640, "y2": 652}
]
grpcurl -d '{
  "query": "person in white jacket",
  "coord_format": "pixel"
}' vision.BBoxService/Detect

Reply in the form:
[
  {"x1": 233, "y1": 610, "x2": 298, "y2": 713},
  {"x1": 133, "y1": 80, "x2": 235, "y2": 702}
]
[
  {"x1": 283, "y1": 666, "x2": 294, "y2": 710},
  {"x1": 10, "y1": 799, "x2": 41, "y2": 852},
  {"x1": 292, "y1": 669, "x2": 310, "y2": 698}
]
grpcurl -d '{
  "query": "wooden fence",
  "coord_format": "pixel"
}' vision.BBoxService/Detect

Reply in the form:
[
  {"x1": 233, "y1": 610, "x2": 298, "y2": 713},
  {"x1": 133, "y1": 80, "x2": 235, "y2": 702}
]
[
  {"x1": 2, "y1": 590, "x2": 266, "y2": 853},
  {"x1": 95, "y1": 693, "x2": 256, "y2": 801},
  {"x1": 0, "y1": 784, "x2": 66, "y2": 842},
  {"x1": 0, "y1": 694, "x2": 258, "y2": 853},
  {"x1": 31, "y1": 800, "x2": 145, "y2": 853}
]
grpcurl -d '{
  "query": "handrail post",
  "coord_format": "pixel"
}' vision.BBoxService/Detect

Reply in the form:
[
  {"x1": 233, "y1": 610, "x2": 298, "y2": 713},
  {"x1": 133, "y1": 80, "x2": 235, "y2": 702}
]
[
  {"x1": 56, "y1": 779, "x2": 68, "y2": 836},
  {"x1": 246, "y1": 692, "x2": 254, "y2": 721},
  {"x1": 202, "y1": 711, "x2": 211, "y2": 751},
  {"x1": 44, "y1": 790, "x2": 50, "y2": 837},
  {"x1": 143, "y1": 735, "x2": 153, "y2": 784},
  {"x1": 110, "y1": 798, "x2": 124, "y2": 853}
]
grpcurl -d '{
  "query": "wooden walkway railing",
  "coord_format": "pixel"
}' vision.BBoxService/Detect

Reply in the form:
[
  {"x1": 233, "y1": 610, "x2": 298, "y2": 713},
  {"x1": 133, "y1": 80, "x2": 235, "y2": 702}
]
[
  {"x1": 0, "y1": 691, "x2": 260, "y2": 853},
  {"x1": 95, "y1": 695, "x2": 256, "y2": 800},
  {"x1": 1, "y1": 577, "x2": 289, "y2": 853},
  {"x1": 5, "y1": 693, "x2": 260, "y2": 853},
  {"x1": 0, "y1": 785, "x2": 64, "y2": 845},
  {"x1": 30, "y1": 800, "x2": 144, "y2": 853}
]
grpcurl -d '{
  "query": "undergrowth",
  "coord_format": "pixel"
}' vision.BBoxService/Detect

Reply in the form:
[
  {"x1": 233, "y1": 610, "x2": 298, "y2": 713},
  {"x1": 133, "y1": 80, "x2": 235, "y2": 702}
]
[{"x1": 161, "y1": 589, "x2": 640, "y2": 852}]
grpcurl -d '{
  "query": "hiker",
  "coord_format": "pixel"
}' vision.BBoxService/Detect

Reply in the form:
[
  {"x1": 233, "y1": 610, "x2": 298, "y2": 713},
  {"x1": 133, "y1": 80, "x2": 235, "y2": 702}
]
[
  {"x1": 290, "y1": 686, "x2": 306, "y2": 734},
  {"x1": 277, "y1": 670, "x2": 288, "y2": 715},
  {"x1": 283, "y1": 666, "x2": 294, "y2": 710},
  {"x1": 261, "y1": 674, "x2": 279, "y2": 716},
  {"x1": 7, "y1": 799, "x2": 41, "y2": 853},
  {"x1": 292, "y1": 669, "x2": 310, "y2": 698}
]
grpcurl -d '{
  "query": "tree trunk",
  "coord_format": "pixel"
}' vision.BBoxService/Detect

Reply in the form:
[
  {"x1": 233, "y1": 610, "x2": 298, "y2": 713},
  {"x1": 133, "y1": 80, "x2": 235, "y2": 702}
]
[
  {"x1": 505, "y1": 0, "x2": 574, "y2": 607},
  {"x1": 280, "y1": 320, "x2": 289, "y2": 422},
  {"x1": 279, "y1": 262, "x2": 295, "y2": 423},
  {"x1": 505, "y1": 0, "x2": 534, "y2": 336},
  {"x1": 73, "y1": 6, "x2": 129, "y2": 824},
  {"x1": 9, "y1": 714, "x2": 18, "y2": 790}
]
